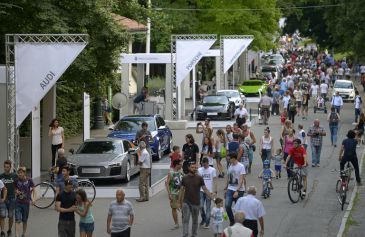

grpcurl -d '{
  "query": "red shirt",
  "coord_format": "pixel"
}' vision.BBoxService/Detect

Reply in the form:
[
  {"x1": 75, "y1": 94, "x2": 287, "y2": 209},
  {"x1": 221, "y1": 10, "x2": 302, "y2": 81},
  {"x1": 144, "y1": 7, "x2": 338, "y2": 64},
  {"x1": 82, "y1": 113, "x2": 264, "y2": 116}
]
[
  {"x1": 169, "y1": 152, "x2": 182, "y2": 168},
  {"x1": 289, "y1": 146, "x2": 306, "y2": 167}
]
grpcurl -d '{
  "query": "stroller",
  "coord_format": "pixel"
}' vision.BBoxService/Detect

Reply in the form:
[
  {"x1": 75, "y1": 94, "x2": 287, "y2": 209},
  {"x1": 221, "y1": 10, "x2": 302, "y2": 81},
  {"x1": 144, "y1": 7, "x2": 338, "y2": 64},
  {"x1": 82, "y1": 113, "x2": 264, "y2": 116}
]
[{"x1": 314, "y1": 95, "x2": 327, "y2": 113}]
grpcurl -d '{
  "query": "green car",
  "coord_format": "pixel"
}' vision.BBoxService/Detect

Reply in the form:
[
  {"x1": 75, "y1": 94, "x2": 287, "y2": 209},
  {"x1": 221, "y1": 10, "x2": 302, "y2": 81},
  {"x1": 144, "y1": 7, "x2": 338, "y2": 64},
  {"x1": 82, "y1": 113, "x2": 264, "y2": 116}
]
[{"x1": 239, "y1": 80, "x2": 268, "y2": 96}]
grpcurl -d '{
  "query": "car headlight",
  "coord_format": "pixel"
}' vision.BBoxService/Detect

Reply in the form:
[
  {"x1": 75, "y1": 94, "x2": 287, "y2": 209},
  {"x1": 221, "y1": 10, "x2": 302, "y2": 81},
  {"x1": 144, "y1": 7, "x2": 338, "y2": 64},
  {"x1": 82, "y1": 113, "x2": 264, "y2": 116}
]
[
  {"x1": 235, "y1": 99, "x2": 240, "y2": 104},
  {"x1": 109, "y1": 162, "x2": 121, "y2": 167}
]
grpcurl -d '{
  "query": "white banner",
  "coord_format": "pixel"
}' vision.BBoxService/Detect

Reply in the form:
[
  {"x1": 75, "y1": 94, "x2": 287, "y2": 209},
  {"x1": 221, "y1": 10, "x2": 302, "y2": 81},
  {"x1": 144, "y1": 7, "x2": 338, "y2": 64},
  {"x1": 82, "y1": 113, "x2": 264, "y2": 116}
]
[
  {"x1": 176, "y1": 39, "x2": 216, "y2": 86},
  {"x1": 223, "y1": 38, "x2": 253, "y2": 73},
  {"x1": 83, "y1": 92, "x2": 90, "y2": 141},
  {"x1": 31, "y1": 104, "x2": 41, "y2": 179},
  {"x1": 15, "y1": 43, "x2": 86, "y2": 127}
]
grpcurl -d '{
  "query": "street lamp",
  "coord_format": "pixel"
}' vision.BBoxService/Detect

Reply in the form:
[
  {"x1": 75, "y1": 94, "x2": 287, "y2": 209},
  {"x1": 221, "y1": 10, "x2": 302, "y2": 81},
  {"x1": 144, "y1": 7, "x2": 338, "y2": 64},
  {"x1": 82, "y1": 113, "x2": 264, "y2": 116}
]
[{"x1": 93, "y1": 82, "x2": 104, "y2": 129}]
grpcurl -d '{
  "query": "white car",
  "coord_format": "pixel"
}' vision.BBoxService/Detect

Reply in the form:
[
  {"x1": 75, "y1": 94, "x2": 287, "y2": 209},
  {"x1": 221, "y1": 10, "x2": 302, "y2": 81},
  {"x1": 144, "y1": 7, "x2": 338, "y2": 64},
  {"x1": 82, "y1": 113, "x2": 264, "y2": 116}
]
[
  {"x1": 332, "y1": 80, "x2": 355, "y2": 102},
  {"x1": 216, "y1": 90, "x2": 245, "y2": 107}
]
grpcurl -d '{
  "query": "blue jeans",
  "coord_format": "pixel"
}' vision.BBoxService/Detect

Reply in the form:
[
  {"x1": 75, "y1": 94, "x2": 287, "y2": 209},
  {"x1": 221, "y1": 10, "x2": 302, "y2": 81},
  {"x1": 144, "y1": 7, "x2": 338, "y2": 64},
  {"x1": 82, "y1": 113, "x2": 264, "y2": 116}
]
[
  {"x1": 199, "y1": 192, "x2": 211, "y2": 225},
  {"x1": 225, "y1": 190, "x2": 244, "y2": 225},
  {"x1": 311, "y1": 144, "x2": 322, "y2": 165},
  {"x1": 329, "y1": 124, "x2": 338, "y2": 145},
  {"x1": 334, "y1": 105, "x2": 341, "y2": 114},
  {"x1": 355, "y1": 108, "x2": 361, "y2": 123}
]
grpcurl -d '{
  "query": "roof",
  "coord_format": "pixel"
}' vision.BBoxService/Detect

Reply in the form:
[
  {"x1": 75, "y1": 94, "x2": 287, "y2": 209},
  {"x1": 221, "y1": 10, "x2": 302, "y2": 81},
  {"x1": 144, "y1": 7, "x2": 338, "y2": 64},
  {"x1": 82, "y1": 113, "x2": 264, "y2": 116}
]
[{"x1": 111, "y1": 13, "x2": 147, "y2": 33}]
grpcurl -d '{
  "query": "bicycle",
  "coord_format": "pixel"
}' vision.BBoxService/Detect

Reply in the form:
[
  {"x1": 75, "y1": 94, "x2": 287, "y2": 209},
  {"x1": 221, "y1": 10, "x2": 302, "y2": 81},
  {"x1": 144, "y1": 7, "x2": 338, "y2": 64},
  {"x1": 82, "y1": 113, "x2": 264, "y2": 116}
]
[
  {"x1": 260, "y1": 175, "x2": 272, "y2": 199},
  {"x1": 335, "y1": 162, "x2": 353, "y2": 211},
  {"x1": 33, "y1": 175, "x2": 96, "y2": 209},
  {"x1": 287, "y1": 167, "x2": 305, "y2": 203}
]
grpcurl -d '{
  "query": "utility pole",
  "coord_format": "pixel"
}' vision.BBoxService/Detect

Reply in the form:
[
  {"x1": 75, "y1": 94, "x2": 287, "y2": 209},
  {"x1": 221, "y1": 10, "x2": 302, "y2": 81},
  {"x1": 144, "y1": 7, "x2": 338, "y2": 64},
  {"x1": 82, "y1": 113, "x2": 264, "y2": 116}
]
[{"x1": 145, "y1": 0, "x2": 151, "y2": 86}]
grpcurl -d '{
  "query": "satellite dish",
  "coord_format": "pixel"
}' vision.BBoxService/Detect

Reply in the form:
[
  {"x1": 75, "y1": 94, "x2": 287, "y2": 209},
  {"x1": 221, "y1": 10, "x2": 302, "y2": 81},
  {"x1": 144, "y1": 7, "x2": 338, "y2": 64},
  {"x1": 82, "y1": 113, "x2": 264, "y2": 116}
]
[{"x1": 112, "y1": 93, "x2": 128, "y2": 110}]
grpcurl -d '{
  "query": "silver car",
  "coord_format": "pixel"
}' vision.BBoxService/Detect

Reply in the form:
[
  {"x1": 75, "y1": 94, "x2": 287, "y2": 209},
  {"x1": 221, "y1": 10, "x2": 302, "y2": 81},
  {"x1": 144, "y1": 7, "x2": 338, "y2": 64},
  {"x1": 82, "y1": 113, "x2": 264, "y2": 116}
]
[
  {"x1": 68, "y1": 138, "x2": 139, "y2": 182},
  {"x1": 216, "y1": 90, "x2": 245, "y2": 107}
]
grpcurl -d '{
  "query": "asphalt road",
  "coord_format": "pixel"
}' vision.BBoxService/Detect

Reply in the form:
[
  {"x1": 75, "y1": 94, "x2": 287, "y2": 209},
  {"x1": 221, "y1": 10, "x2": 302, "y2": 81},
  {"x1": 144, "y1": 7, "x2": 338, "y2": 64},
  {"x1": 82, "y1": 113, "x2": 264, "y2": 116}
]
[{"x1": 26, "y1": 85, "x2": 363, "y2": 237}]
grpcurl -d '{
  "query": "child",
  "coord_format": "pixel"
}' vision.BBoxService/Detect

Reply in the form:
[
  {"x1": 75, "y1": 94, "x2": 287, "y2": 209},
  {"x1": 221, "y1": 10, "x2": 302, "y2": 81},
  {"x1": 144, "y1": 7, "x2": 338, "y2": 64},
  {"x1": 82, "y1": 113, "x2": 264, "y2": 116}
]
[
  {"x1": 258, "y1": 160, "x2": 274, "y2": 196},
  {"x1": 297, "y1": 124, "x2": 308, "y2": 150},
  {"x1": 75, "y1": 189, "x2": 95, "y2": 237},
  {"x1": 273, "y1": 148, "x2": 283, "y2": 179},
  {"x1": 281, "y1": 108, "x2": 288, "y2": 125},
  {"x1": 211, "y1": 198, "x2": 224, "y2": 237},
  {"x1": 169, "y1": 145, "x2": 182, "y2": 169},
  {"x1": 317, "y1": 95, "x2": 325, "y2": 108}
]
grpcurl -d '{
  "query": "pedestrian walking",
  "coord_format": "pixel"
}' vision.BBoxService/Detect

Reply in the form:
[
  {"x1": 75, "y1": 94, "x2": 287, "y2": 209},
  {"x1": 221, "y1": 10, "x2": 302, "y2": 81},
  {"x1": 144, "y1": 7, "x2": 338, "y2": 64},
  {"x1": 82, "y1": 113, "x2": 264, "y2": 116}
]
[
  {"x1": 259, "y1": 127, "x2": 273, "y2": 165},
  {"x1": 182, "y1": 134, "x2": 200, "y2": 174},
  {"x1": 287, "y1": 94, "x2": 297, "y2": 124},
  {"x1": 135, "y1": 122, "x2": 152, "y2": 153},
  {"x1": 224, "y1": 153, "x2": 246, "y2": 226},
  {"x1": 307, "y1": 119, "x2": 326, "y2": 167},
  {"x1": 241, "y1": 124, "x2": 256, "y2": 174},
  {"x1": 201, "y1": 137, "x2": 215, "y2": 167},
  {"x1": 198, "y1": 158, "x2": 217, "y2": 229},
  {"x1": 339, "y1": 130, "x2": 362, "y2": 185},
  {"x1": 327, "y1": 107, "x2": 340, "y2": 147},
  {"x1": 297, "y1": 124, "x2": 308, "y2": 150},
  {"x1": 136, "y1": 141, "x2": 151, "y2": 202},
  {"x1": 56, "y1": 166, "x2": 78, "y2": 196},
  {"x1": 331, "y1": 91, "x2": 343, "y2": 114},
  {"x1": 354, "y1": 112, "x2": 365, "y2": 145},
  {"x1": 196, "y1": 119, "x2": 213, "y2": 147},
  {"x1": 273, "y1": 148, "x2": 283, "y2": 179},
  {"x1": 48, "y1": 118, "x2": 64, "y2": 168},
  {"x1": 75, "y1": 189, "x2": 94, "y2": 237},
  {"x1": 0, "y1": 177, "x2": 7, "y2": 237},
  {"x1": 102, "y1": 98, "x2": 113, "y2": 125},
  {"x1": 234, "y1": 186, "x2": 265, "y2": 237},
  {"x1": 169, "y1": 145, "x2": 182, "y2": 169},
  {"x1": 258, "y1": 92, "x2": 272, "y2": 125},
  {"x1": 15, "y1": 167, "x2": 35, "y2": 237},
  {"x1": 222, "y1": 212, "x2": 253, "y2": 237},
  {"x1": 293, "y1": 86, "x2": 302, "y2": 116},
  {"x1": 215, "y1": 129, "x2": 226, "y2": 178},
  {"x1": 234, "y1": 104, "x2": 248, "y2": 128},
  {"x1": 271, "y1": 87, "x2": 281, "y2": 116},
  {"x1": 165, "y1": 159, "x2": 183, "y2": 229},
  {"x1": 56, "y1": 179, "x2": 77, "y2": 237},
  {"x1": 107, "y1": 189, "x2": 134, "y2": 237},
  {"x1": 179, "y1": 162, "x2": 214, "y2": 237},
  {"x1": 301, "y1": 92, "x2": 309, "y2": 119},
  {"x1": 0, "y1": 160, "x2": 17, "y2": 237},
  {"x1": 354, "y1": 90, "x2": 362, "y2": 123},
  {"x1": 211, "y1": 198, "x2": 225, "y2": 237}
]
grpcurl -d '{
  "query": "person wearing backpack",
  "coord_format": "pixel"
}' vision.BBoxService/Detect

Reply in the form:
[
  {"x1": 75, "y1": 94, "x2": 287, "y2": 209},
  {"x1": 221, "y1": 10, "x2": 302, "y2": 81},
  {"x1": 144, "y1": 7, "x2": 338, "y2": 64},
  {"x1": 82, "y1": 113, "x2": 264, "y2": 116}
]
[
  {"x1": 327, "y1": 107, "x2": 341, "y2": 147},
  {"x1": 271, "y1": 87, "x2": 281, "y2": 116},
  {"x1": 354, "y1": 90, "x2": 362, "y2": 123},
  {"x1": 287, "y1": 94, "x2": 297, "y2": 124}
]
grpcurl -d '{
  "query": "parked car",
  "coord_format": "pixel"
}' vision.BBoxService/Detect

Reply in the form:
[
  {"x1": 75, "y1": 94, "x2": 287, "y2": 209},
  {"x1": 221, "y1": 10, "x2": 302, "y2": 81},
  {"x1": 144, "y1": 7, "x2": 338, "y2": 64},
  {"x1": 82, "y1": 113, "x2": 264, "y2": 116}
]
[
  {"x1": 332, "y1": 80, "x2": 355, "y2": 102},
  {"x1": 196, "y1": 95, "x2": 235, "y2": 120},
  {"x1": 261, "y1": 65, "x2": 281, "y2": 81},
  {"x1": 216, "y1": 90, "x2": 245, "y2": 107},
  {"x1": 108, "y1": 114, "x2": 173, "y2": 160},
  {"x1": 67, "y1": 138, "x2": 139, "y2": 182},
  {"x1": 239, "y1": 80, "x2": 268, "y2": 97},
  {"x1": 268, "y1": 54, "x2": 285, "y2": 64}
]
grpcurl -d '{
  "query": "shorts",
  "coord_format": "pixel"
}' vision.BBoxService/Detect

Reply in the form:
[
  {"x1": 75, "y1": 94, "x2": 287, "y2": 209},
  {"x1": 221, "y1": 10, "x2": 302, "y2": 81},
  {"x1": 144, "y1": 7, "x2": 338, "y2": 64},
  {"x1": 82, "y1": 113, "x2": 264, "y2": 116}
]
[
  {"x1": 212, "y1": 223, "x2": 223, "y2": 234},
  {"x1": 300, "y1": 166, "x2": 308, "y2": 176},
  {"x1": 275, "y1": 165, "x2": 282, "y2": 172},
  {"x1": 79, "y1": 222, "x2": 95, "y2": 233},
  {"x1": 296, "y1": 101, "x2": 302, "y2": 108},
  {"x1": 170, "y1": 194, "x2": 179, "y2": 209},
  {"x1": 0, "y1": 202, "x2": 6, "y2": 218},
  {"x1": 302, "y1": 105, "x2": 308, "y2": 112},
  {"x1": 214, "y1": 152, "x2": 222, "y2": 161},
  {"x1": 15, "y1": 202, "x2": 30, "y2": 223},
  {"x1": 5, "y1": 199, "x2": 15, "y2": 219}
]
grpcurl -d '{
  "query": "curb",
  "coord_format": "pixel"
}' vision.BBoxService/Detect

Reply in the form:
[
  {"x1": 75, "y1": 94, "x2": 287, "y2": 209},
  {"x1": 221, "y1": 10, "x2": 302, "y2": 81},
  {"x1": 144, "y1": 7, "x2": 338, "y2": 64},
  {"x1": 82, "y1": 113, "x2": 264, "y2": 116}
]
[{"x1": 336, "y1": 144, "x2": 365, "y2": 237}]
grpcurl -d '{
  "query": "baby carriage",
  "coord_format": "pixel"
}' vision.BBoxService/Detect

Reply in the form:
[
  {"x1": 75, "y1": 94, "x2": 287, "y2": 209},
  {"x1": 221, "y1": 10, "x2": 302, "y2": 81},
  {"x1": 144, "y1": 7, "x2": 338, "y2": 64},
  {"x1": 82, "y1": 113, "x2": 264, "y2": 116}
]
[{"x1": 314, "y1": 95, "x2": 327, "y2": 113}]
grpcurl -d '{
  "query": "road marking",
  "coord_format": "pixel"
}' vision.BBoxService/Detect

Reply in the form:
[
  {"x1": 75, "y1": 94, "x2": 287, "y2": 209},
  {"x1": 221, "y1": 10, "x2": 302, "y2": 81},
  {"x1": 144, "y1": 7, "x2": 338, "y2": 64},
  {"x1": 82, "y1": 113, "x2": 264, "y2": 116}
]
[{"x1": 336, "y1": 145, "x2": 365, "y2": 237}]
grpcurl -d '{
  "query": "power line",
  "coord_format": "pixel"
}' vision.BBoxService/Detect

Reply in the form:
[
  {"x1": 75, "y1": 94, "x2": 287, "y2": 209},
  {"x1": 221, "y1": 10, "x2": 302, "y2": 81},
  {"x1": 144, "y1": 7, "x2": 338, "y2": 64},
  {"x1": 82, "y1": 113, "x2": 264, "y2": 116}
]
[{"x1": 152, "y1": 4, "x2": 343, "y2": 12}]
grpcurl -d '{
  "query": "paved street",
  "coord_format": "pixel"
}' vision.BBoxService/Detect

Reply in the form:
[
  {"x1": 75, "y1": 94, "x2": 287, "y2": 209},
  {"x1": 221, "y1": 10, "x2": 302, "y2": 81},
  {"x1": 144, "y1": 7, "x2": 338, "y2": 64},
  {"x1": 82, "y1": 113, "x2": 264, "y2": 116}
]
[{"x1": 24, "y1": 83, "x2": 364, "y2": 237}]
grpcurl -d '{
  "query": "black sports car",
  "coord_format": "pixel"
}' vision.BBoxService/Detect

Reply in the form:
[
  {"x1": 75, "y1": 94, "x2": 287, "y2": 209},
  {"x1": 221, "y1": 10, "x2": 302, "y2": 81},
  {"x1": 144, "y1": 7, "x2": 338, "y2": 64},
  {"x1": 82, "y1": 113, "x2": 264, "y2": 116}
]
[{"x1": 196, "y1": 95, "x2": 235, "y2": 120}]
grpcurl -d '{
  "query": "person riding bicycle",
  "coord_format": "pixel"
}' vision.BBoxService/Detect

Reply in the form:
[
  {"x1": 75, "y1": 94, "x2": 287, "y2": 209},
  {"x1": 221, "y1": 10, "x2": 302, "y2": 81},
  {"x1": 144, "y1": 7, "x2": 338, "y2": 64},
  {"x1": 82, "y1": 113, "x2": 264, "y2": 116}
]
[
  {"x1": 258, "y1": 160, "x2": 274, "y2": 196},
  {"x1": 259, "y1": 92, "x2": 272, "y2": 125},
  {"x1": 284, "y1": 138, "x2": 308, "y2": 196}
]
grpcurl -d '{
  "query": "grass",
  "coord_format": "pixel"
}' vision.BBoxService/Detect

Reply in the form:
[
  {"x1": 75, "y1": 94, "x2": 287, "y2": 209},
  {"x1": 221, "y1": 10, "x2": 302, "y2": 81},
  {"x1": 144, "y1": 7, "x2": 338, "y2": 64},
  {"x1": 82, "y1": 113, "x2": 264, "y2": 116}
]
[
  {"x1": 146, "y1": 76, "x2": 166, "y2": 95},
  {"x1": 344, "y1": 172, "x2": 362, "y2": 235}
]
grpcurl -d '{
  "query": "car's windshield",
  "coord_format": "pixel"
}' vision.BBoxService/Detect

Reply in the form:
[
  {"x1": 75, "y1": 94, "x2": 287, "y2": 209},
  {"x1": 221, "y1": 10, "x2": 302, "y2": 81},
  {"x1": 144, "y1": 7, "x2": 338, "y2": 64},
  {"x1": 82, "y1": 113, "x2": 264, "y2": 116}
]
[
  {"x1": 334, "y1": 82, "x2": 353, "y2": 89},
  {"x1": 217, "y1": 91, "x2": 239, "y2": 98},
  {"x1": 242, "y1": 81, "x2": 263, "y2": 86},
  {"x1": 114, "y1": 118, "x2": 156, "y2": 133},
  {"x1": 203, "y1": 96, "x2": 228, "y2": 105},
  {"x1": 77, "y1": 141, "x2": 121, "y2": 154}
]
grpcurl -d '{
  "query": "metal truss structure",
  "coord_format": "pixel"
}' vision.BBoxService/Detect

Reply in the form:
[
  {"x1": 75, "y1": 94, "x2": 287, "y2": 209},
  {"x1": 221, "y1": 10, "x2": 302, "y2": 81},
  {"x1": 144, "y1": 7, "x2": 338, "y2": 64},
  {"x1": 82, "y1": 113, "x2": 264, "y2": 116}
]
[
  {"x1": 171, "y1": 34, "x2": 216, "y2": 120},
  {"x1": 220, "y1": 35, "x2": 254, "y2": 89},
  {"x1": 5, "y1": 34, "x2": 88, "y2": 169}
]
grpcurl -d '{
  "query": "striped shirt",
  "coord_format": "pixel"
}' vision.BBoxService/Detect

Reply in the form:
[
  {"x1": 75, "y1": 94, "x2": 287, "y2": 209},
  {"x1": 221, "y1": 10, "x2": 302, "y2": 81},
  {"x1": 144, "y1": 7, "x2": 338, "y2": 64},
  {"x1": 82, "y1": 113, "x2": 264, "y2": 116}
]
[{"x1": 108, "y1": 200, "x2": 134, "y2": 233}]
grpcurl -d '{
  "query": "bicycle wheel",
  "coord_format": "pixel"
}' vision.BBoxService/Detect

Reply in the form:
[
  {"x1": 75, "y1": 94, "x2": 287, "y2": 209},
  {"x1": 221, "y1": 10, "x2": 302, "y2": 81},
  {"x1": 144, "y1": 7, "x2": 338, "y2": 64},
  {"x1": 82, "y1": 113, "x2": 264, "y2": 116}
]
[
  {"x1": 288, "y1": 177, "x2": 300, "y2": 203},
  {"x1": 341, "y1": 186, "x2": 347, "y2": 211},
  {"x1": 336, "y1": 179, "x2": 341, "y2": 193},
  {"x1": 33, "y1": 182, "x2": 56, "y2": 209},
  {"x1": 78, "y1": 180, "x2": 96, "y2": 203}
]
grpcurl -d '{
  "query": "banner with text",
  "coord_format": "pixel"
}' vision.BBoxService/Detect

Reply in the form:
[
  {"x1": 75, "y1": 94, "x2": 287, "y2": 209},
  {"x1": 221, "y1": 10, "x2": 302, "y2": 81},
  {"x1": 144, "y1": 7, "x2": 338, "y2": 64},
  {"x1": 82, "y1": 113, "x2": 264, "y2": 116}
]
[
  {"x1": 176, "y1": 39, "x2": 216, "y2": 86},
  {"x1": 223, "y1": 38, "x2": 253, "y2": 73},
  {"x1": 15, "y1": 43, "x2": 86, "y2": 127},
  {"x1": 83, "y1": 92, "x2": 90, "y2": 141}
]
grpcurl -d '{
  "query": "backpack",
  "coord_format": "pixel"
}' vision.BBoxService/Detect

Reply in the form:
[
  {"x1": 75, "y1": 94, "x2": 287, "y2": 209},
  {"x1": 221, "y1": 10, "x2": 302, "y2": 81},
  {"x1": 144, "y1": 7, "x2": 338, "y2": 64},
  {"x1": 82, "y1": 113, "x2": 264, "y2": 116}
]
[
  {"x1": 289, "y1": 100, "x2": 296, "y2": 112},
  {"x1": 329, "y1": 112, "x2": 339, "y2": 124}
]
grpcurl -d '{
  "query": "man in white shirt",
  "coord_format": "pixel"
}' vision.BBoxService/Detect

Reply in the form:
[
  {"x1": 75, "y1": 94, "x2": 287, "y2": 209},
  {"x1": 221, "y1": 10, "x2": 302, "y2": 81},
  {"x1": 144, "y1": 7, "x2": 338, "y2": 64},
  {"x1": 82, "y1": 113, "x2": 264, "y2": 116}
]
[
  {"x1": 224, "y1": 153, "x2": 246, "y2": 226},
  {"x1": 337, "y1": 67, "x2": 344, "y2": 80},
  {"x1": 331, "y1": 91, "x2": 344, "y2": 114},
  {"x1": 282, "y1": 91, "x2": 290, "y2": 112},
  {"x1": 234, "y1": 104, "x2": 248, "y2": 128},
  {"x1": 310, "y1": 82, "x2": 319, "y2": 107},
  {"x1": 137, "y1": 141, "x2": 151, "y2": 202},
  {"x1": 320, "y1": 80, "x2": 328, "y2": 101},
  {"x1": 234, "y1": 186, "x2": 265, "y2": 237},
  {"x1": 354, "y1": 90, "x2": 362, "y2": 123},
  {"x1": 222, "y1": 212, "x2": 253, "y2": 237},
  {"x1": 198, "y1": 158, "x2": 217, "y2": 228}
]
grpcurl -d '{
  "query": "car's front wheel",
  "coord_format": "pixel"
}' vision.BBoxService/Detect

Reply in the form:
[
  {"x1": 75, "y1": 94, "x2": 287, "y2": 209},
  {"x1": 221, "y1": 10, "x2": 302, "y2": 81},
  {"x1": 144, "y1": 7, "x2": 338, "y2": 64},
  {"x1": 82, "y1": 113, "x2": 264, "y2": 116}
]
[{"x1": 123, "y1": 162, "x2": 131, "y2": 183}]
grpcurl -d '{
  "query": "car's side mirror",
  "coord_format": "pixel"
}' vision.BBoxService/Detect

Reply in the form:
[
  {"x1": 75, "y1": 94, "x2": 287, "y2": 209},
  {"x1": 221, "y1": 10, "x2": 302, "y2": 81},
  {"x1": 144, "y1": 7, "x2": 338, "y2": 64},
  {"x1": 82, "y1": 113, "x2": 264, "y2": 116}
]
[{"x1": 69, "y1": 148, "x2": 74, "y2": 154}]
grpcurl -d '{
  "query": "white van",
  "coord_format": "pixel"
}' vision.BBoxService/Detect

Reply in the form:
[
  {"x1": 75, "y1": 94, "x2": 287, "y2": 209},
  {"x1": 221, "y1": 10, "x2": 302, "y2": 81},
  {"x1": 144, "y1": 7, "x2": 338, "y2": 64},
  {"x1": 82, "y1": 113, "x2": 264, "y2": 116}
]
[{"x1": 332, "y1": 80, "x2": 355, "y2": 102}]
